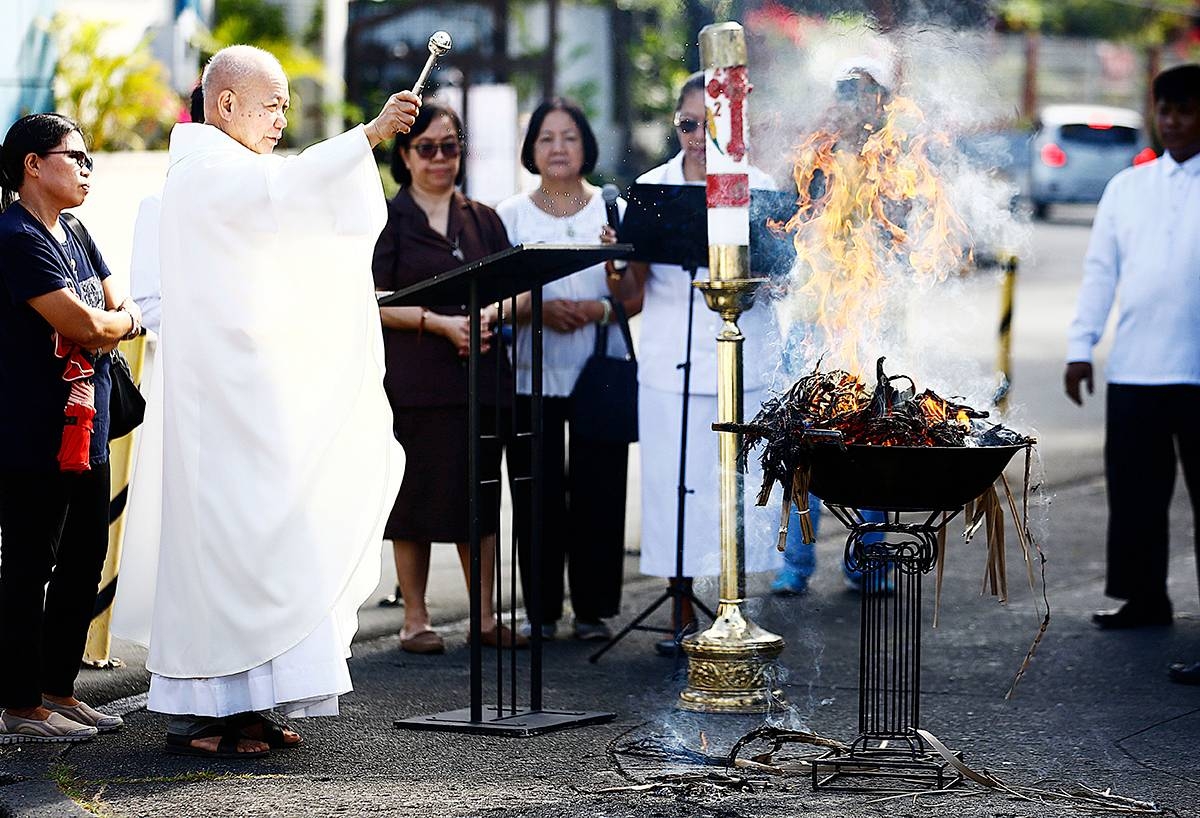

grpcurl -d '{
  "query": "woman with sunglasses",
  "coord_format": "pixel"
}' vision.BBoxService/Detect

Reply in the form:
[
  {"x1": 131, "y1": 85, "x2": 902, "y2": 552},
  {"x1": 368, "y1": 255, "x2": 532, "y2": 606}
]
[
  {"x1": 373, "y1": 102, "x2": 526, "y2": 655},
  {"x1": 495, "y1": 98, "x2": 636, "y2": 643},
  {"x1": 609, "y1": 73, "x2": 779, "y2": 654},
  {"x1": 0, "y1": 113, "x2": 140, "y2": 740}
]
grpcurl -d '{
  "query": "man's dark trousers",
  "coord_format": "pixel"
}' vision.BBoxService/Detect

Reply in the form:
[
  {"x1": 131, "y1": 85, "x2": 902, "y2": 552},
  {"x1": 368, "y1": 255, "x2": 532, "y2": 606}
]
[{"x1": 1104, "y1": 384, "x2": 1200, "y2": 602}]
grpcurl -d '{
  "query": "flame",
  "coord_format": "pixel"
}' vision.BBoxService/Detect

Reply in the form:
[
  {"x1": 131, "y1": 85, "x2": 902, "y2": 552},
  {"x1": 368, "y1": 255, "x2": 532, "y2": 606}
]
[
  {"x1": 775, "y1": 94, "x2": 973, "y2": 371},
  {"x1": 919, "y1": 391, "x2": 972, "y2": 429},
  {"x1": 699, "y1": 731, "x2": 709, "y2": 753}
]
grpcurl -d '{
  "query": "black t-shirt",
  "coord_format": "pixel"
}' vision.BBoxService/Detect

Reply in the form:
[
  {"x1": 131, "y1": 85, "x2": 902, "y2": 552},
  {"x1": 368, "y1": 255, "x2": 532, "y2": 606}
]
[{"x1": 0, "y1": 205, "x2": 112, "y2": 471}]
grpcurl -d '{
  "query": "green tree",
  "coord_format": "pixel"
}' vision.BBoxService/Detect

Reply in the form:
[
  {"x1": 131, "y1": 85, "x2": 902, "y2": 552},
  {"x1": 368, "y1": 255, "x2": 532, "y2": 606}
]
[
  {"x1": 997, "y1": 0, "x2": 1191, "y2": 43},
  {"x1": 197, "y1": 3, "x2": 324, "y2": 89},
  {"x1": 195, "y1": 0, "x2": 326, "y2": 145},
  {"x1": 49, "y1": 15, "x2": 179, "y2": 151}
]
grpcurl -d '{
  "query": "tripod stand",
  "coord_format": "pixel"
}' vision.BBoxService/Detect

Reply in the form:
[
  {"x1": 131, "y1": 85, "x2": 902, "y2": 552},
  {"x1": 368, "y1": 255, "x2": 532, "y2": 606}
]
[{"x1": 590, "y1": 263, "x2": 715, "y2": 663}]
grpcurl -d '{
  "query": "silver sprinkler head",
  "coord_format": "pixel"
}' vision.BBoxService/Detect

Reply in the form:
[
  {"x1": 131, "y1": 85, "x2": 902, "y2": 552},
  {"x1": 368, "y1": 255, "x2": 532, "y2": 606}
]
[
  {"x1": 412, "y1": 32, "x2": 454, "y2": 95},
  {"x1": 428, "y1": 31, "x2": 453, "y2": 57}
]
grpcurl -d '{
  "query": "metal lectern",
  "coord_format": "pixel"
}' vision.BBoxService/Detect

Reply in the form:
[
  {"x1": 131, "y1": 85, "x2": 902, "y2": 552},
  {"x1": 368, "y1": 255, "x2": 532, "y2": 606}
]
[{"x1": 382, "y1": 243, "x2": 629, "y2": 736}]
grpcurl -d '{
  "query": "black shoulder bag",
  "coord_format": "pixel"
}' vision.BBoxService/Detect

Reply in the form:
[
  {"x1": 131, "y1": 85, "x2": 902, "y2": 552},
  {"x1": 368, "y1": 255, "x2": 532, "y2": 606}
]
[
  {"x1": 569, "y1": 298, "x2": 638, "y2": 444},
  {"x1": 60, "y1": 213, "x2": 146, "y2": 440}
]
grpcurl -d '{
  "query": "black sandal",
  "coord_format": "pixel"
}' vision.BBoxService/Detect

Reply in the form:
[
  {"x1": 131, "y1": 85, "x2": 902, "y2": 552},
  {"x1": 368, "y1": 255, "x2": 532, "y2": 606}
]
[
  {"x1": 231, "y1": 712, "x2": 303, "y2": 749},
  {"x1": 165, "y1": 720, "x2": 269, "y2": 759}
]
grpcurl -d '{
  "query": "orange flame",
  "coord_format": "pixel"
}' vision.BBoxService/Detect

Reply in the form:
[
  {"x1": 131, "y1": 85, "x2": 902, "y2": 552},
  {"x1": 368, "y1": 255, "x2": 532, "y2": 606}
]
[
  {"x1": 775, "y1": 95, "x2": 973, "y2": 372},
  {"x1": 919, "y1": 392, "x2": 972, "y2": 429}
]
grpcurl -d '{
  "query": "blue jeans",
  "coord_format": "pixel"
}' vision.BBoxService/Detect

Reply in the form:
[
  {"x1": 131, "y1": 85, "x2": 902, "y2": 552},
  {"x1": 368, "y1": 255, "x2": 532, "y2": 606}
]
[{"x1": 779, "y1": 497, "x2": 885, "y2": 581}]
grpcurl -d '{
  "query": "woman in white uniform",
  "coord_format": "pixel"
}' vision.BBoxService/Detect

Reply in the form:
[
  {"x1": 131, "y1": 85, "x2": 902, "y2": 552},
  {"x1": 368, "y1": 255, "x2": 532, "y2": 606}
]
[{"x1": 614, "y1": 73, "x2": 781, "y2": 653}]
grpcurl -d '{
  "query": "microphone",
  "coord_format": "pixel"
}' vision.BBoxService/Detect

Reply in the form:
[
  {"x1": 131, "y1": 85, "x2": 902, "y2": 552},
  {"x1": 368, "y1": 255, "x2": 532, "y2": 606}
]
[
  {"x1": 602, "y1": 183, "x2": 621, "y2": 231},
  {"x1": 601, "y1": 184, "x2": 627, "y2": 272}
]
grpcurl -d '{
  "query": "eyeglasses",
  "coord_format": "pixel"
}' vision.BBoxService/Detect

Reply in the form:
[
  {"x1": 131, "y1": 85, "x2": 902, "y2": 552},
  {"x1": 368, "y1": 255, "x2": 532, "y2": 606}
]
[
  {"x1": 409, "y1": 140, "x2": 461, "y2": 159},
  {"x1": 673, "y1": 114, "x2": 702, "y2": 134},
  {"x1": 42, "y1": 150, "x2": 94, "y2": 172}
]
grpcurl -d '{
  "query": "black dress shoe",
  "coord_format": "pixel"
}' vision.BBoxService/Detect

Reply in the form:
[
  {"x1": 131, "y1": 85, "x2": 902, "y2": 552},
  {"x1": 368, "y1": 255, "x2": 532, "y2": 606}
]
[
  {"x1": 1168, "y1": 662, "x2": 1200, "y2": 685},
  {"x1": 1091, "y1": 599, "x2": 1173, "y2": 630}
]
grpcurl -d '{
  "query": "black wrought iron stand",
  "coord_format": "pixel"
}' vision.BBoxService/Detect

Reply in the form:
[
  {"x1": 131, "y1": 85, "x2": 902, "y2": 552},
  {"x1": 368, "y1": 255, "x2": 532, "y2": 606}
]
[
  {"x1": 382, "y1": 244, "x2": 628, "y2": 736},
  {"x1": 812, "y1": 504, "x2": 964, "y2": 792}
]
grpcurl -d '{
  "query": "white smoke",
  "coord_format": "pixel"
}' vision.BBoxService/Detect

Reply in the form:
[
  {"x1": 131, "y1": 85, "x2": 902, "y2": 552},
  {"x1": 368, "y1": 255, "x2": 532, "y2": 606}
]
[{"x1": 749, "y1": 20, "x2": 1032, "y2": 417}]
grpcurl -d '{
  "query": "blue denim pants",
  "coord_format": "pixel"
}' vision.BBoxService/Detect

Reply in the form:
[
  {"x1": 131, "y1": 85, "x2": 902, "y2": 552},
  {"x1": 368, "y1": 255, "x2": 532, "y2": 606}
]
[{"x1": 779, "y1": 496, "x2": 885, "y2": 582}]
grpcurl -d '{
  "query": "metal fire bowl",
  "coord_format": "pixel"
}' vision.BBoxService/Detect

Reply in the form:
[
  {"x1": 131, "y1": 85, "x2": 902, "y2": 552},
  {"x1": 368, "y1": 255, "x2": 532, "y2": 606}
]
[{"x1": 805, "y1": 442, "x2": 1028, "y2": 512}]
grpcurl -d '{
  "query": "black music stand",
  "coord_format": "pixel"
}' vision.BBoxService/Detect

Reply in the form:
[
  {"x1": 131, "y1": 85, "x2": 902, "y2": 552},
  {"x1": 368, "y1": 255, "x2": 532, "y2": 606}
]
[
  {"x1": 616, "y1": 184, "x2": 797, "y2": 279},
  {"x1": 384, "y1": 243, "x2": 629, "y2": 735},
  {"x1": 588, "y1": 183, "x2": 796, "y2": 663}
]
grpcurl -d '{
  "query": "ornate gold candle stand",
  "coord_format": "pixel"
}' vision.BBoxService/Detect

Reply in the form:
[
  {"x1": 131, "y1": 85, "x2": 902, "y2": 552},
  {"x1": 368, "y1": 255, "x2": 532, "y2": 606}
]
[{"x1": 678, "y1": 22, "x2": 785, "y2": 715}]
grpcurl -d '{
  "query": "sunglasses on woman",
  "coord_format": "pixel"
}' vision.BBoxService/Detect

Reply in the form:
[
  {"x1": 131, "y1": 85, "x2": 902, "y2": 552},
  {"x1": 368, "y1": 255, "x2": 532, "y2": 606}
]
[
  {"x1": 409, "y1": 140, "x2": 461, "y2": 159},
  {"x1": 672, "y1": 114, "x2": 702, "y2": 134},
  {"x1": 43, "y1": 150, "x2": 94, "y2": 172}
]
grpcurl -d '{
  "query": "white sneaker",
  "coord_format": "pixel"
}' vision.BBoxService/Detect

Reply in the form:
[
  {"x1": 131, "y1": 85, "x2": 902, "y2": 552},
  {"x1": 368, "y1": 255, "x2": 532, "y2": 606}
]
[
  {"x1": 42, "y1": 698, "x2": 123, "y2": 733},
  {"x1": 518, "y1": 621, "x2": 557, "y2": 640},
  {"x1": 0, "y1": 710, "x2": 97, "y2": 744}
]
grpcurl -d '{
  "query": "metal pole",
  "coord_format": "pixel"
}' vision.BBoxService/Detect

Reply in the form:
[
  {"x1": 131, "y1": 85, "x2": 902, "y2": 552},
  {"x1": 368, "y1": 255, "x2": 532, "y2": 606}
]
[
  {"x1": 529, "y1": 285, "x2": 544, "y2": 712},
  {"x1": 468, "y1": 281, "x2": 482, "y2": 723},
  {"x1": 996, "y1": 256, "x2": 1016, "y2": 412},
  {"x1": 322, "y1": 0, "x2": 348, "y2": 139}
]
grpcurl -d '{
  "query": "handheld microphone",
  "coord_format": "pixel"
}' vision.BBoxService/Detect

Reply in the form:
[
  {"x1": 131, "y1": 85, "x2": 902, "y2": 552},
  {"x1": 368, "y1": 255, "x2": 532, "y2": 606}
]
[
  {"x1": 601, "y1": 184, "x2": 627, "y2": 271},
  {"x1": 602, "y1": 184, "x2": 621, "y2": 230}
]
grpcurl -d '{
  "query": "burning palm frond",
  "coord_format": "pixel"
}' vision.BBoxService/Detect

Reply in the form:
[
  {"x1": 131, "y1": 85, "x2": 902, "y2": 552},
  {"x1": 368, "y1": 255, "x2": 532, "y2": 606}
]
[{"x1": 741, "y1": 358, "x2": 1030, "y2": 507}]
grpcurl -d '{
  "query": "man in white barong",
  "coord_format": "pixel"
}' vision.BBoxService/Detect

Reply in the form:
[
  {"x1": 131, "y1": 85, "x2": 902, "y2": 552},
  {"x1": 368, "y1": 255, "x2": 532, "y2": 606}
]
[{"x1": 112, "y1": 45, "x2": 418, "y2": 758}]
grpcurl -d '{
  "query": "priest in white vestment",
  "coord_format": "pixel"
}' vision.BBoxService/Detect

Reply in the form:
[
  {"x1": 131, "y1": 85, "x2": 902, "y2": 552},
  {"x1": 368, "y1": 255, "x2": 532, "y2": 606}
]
[{"x1": 112, "y1": 46, "x2": 418, "y2": 758}]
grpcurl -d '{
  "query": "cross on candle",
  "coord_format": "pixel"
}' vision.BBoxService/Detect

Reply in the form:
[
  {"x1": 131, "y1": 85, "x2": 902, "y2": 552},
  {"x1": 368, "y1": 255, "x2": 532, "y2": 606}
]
[{"x1": 706, "y1": 66, "x2": 752, "y2": 163}]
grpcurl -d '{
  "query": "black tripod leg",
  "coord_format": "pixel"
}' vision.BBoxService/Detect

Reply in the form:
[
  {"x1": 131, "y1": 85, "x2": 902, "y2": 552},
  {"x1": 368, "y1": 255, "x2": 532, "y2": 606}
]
[
  {"x1": 690, "y1": 592, "x2": 716, "y2": 622},
  {"x1": 588, "y1": 589, "x2": 674, "y2": 663},
  {"x1": 592, "y1": 266, "x2": 709, "y2": 664}
]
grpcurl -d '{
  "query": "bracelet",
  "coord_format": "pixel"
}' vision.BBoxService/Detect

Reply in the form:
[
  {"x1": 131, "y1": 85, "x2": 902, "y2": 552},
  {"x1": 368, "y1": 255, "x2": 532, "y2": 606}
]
[
  {"x1": 598, "y1": 297, "x2": 613, "y2": 326},
  {"x1": 606, "y1": 259, "x2": 627, "y2": 282},
  {"x1": 119, "y1": 306, "x2": 138, "y2": 340}
]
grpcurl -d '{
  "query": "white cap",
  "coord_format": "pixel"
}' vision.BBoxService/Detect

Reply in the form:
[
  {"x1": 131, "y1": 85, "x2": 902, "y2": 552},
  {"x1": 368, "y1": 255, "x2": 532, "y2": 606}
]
[{"x1": 831, "y1": 56, "x2": 894, "y2": 91}]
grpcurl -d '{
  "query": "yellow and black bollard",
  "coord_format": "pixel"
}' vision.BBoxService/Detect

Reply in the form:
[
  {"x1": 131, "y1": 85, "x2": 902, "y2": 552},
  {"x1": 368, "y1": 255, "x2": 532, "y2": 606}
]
[
  {"x1": 83, "y1": 334, "x2": 148, "y2": 669},
  {"x1": 995, "y1": 255, "x2": 1018, "y2": 413}
]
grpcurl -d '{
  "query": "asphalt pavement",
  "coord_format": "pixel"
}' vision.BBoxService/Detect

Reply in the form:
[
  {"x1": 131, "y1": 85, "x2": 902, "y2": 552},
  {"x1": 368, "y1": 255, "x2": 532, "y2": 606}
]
[{"x1": 2, "y1": 210, "x2": 1199, "y2": 817}]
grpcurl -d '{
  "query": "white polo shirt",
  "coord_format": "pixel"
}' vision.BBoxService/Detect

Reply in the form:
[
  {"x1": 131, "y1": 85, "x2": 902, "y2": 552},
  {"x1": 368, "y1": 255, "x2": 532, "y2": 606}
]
[{"x1": 1066, "y1": 151, "x2": 1200, "y2": 385}]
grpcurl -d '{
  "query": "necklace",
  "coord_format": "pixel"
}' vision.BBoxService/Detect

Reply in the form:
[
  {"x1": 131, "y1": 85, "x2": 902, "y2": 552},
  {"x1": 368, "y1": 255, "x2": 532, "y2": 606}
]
[{"x1": 536, "y1": 188, "x2": 588, "y2": 237}]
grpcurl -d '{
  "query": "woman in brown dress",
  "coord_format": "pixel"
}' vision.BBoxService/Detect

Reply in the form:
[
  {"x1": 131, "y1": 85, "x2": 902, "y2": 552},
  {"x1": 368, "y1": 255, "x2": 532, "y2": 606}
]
[{"x1": 373, "y1": 103, "x2": 524, "y2": 654}]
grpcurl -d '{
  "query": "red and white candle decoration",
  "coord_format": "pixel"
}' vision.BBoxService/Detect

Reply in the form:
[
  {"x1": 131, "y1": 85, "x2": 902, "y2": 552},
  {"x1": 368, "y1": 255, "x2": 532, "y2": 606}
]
[{"x1": 704, "y1": 56, "x2": 752, "y2": 259}]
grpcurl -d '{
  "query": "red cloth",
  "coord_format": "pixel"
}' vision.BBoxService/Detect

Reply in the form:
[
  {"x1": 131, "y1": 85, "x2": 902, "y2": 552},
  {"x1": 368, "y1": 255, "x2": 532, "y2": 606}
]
[
  {"x1": 52, "y1": 332, "x2": 96, "y2": 472},
  {"x1": 57, "y1": 400, "x2": 95, "y2": 472}
]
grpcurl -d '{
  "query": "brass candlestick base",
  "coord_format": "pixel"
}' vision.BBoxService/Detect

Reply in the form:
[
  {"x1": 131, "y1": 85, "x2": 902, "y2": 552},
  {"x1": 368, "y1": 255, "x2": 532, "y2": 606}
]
[{"x1": 679, "y1": 603, "x2": 785, "y2": 713}]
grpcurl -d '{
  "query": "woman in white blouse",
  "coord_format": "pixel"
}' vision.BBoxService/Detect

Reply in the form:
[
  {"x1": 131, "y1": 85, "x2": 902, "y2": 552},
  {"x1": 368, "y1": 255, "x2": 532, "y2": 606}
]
[{"x1": 496, "y1": 98, "x2": 636, "y2": 642}]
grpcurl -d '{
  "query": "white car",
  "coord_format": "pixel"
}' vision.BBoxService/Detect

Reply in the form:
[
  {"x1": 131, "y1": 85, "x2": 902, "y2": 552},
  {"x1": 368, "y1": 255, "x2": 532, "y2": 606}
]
[{"x1": 1029, "y1": 104, "x2": 1155, "y2": 220}]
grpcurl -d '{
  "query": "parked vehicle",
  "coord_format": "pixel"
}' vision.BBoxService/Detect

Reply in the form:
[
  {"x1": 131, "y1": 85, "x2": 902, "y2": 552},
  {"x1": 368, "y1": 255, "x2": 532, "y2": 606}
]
[{"x1": 1029, "y1": 104, "x2": 1155, "y2": 220}]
